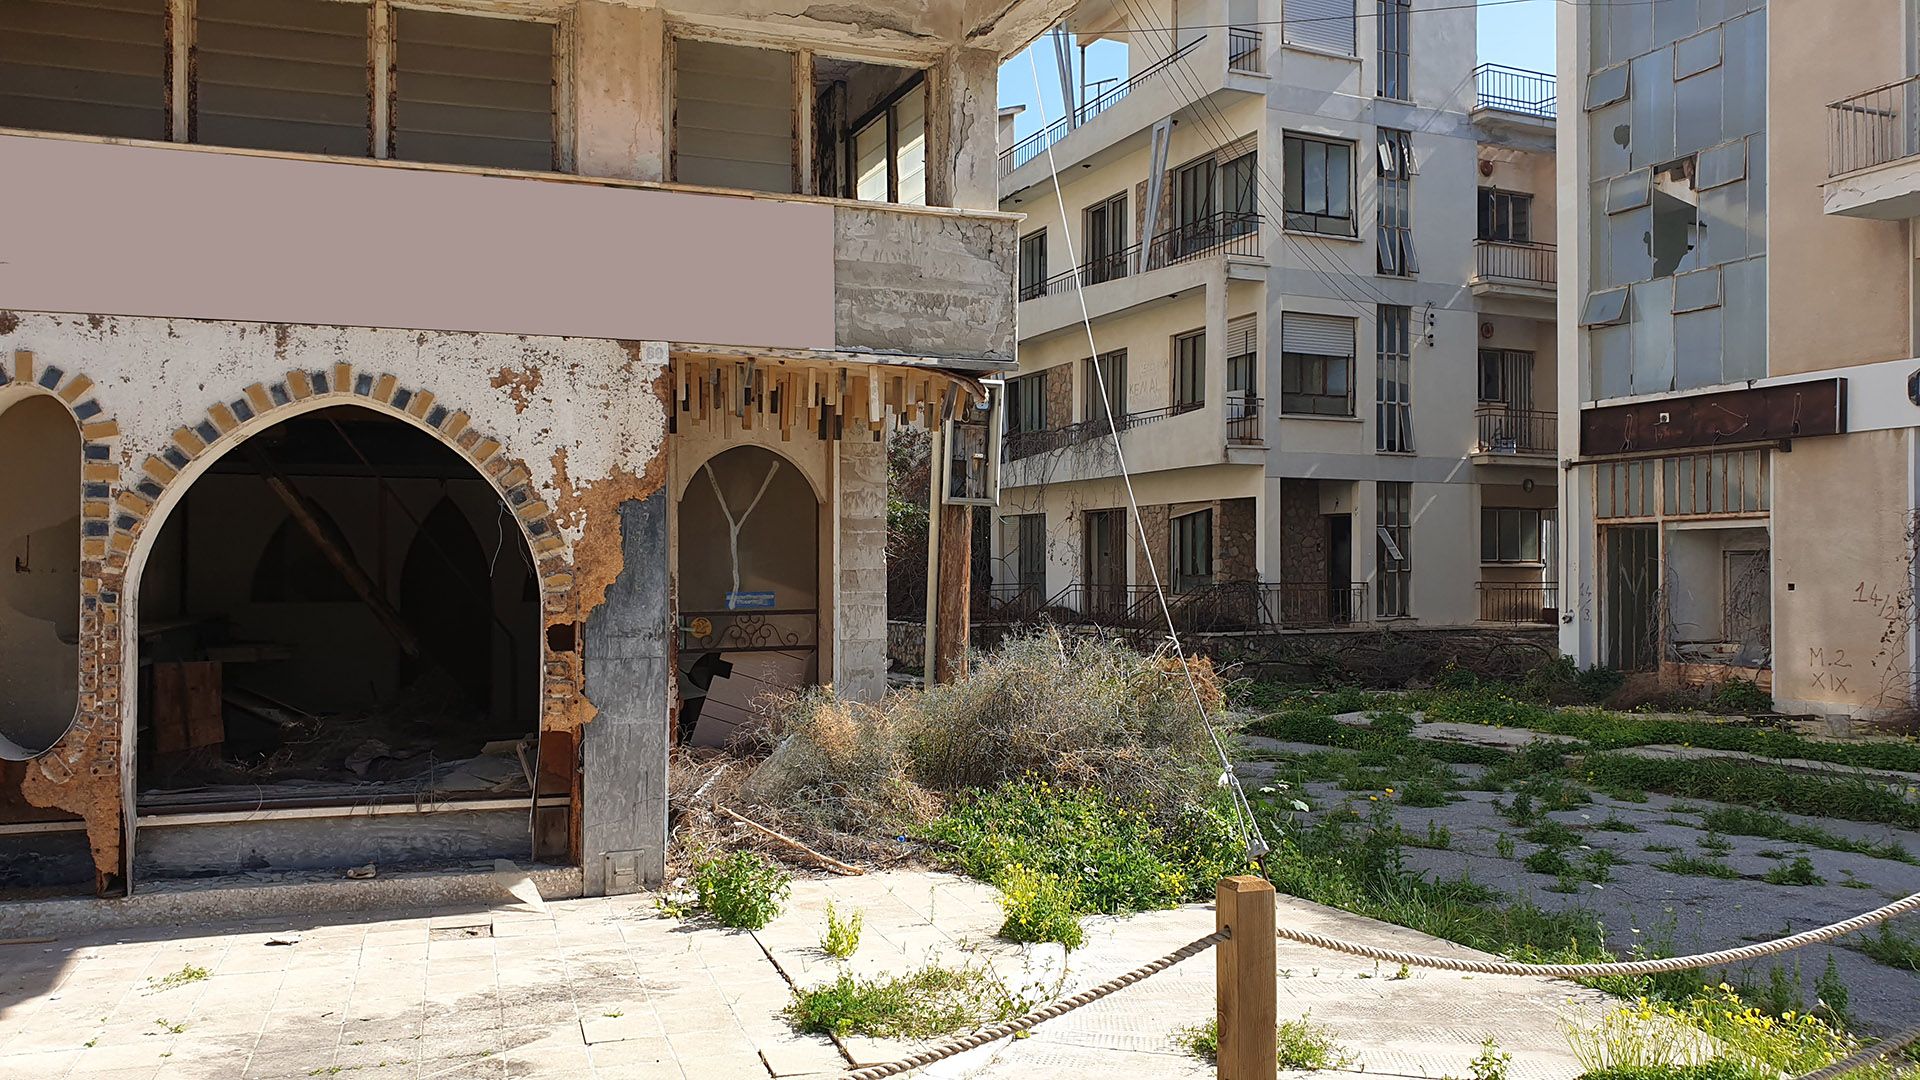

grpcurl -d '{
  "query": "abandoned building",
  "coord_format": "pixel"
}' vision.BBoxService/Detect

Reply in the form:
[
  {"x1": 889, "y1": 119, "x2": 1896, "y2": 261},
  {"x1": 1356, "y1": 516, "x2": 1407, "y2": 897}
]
[
  {"x1": 1557, "y1": 0, "x2": 1920, "y2": 716},
  {"x1": 987, "y1": 0, "x2": 1561, "y2": 636},
  {"x1": 0, "y1": 0, "x2": 1068, "y2": 898}
]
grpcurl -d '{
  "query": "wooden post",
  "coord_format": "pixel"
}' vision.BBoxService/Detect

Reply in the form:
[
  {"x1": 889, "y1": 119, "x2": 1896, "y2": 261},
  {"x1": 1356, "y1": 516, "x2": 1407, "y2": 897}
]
[
  {"x1": 932, "y1": 501, "x2": 972, "y2": 683},
  {"x1": 1216, "y1": 875, "x2": 1277, "y2": 1080}
]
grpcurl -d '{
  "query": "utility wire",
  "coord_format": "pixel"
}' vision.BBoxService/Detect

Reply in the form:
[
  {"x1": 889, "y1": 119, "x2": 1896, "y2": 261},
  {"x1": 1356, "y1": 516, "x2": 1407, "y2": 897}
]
[
  {"x1": 1024, "y1": 49, "x2": 1271, "y2": 864},
  {"x1": 1063, "y1": 0, "x2": 1670, "y2": 34}
]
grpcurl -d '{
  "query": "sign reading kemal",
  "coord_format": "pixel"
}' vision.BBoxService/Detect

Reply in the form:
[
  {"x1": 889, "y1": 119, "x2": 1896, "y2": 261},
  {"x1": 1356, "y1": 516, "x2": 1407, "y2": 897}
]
[
  {"x1": 725, "y1": 592, "x2": 777, "y2": 611},
  {"x1": 1580, "y1": 378, "x2": 1848, "y2": 458}
]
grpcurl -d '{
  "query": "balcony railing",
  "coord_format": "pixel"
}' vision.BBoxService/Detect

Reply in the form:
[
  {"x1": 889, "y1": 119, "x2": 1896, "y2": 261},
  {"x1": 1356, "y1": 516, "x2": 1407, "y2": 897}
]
[
  {"x1": 1473, "y1": 239, "x2": 1557, "y2": 286},
  {"x1": 1000, "y1": 37, "x2": 1206, "y2": 177},
  {"x1": 1226, "y1": 395, "x2": 1263, "y2": 444},
  {"x1": 1475, "y1": 406, "x2": 1557, "y2": 456},
  {"x1": 1228, "y1": 27, "x2": 1265, "y2": 74},
  {"x1": 988, "y1": 580, "x2": 1369, "y2": 634},
  {"x1": 1478, "y1": 582, "x2": 1560, "y2": 625},
  {"x1": 1004, "y1": 401, "x2": 1202, "y2": 461},
  {"x1": 1022, "y1": 213, "x2": 1264, "y2": 301},
  {"x1": 1828, "y1": 75, "x2": 1920, "y2": 177},
  {"x1": 1473, "y1": 64, "x2": 1556, "y2": 120}
]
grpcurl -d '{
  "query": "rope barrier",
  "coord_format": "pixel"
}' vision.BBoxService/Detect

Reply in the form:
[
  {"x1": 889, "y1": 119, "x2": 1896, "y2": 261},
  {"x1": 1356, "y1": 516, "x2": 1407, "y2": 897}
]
[
  {"x1": 1794, "y1": 1021, "x2": 1920, "y2": 1080},
  {"x1": 839, "y1": 928, "x2": 1229, "y2": 1080},
  {"x1": 1272, "y1": 890, "x2": 1920, "y2": 978}
]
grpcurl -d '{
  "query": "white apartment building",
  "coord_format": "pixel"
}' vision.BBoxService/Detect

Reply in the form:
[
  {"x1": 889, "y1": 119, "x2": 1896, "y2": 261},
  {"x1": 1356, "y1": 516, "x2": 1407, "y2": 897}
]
[{"x1": 989, "y1": 0, "x2": 1561, "y2": 636}]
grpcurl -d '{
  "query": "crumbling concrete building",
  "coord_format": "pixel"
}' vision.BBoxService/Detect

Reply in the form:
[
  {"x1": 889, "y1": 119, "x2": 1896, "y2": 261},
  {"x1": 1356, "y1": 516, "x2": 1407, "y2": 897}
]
[{"x1": 0, "y1": 0, "x2": 1066, "y2": 899}]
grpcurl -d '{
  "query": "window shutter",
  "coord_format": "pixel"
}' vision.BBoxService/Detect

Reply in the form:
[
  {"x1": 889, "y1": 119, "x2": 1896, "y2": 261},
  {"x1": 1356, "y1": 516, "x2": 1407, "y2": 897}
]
[
  {"x1": 0, "y1": 0, "x2": 168, "y2": 141},
  {"x1": 674, "y1": 39, "x2": 795, "y2": 193},
  {"x1": 1281, "y1": 0, "x2": 1355, "y2": 55},
  {"x1": 1281, "y1": 313, "x2": 1354, "y2": 356},
  {"x1": 1227, "y1": 316, "x2": 1258, "y2": 357}
]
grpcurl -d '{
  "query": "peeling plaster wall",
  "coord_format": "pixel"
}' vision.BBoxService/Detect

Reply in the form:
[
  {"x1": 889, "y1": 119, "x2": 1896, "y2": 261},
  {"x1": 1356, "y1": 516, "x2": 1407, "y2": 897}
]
[
  {"x1": 0, "y1": 311, "x2": 670, "y2": 891},
  {"x1": 832, "y1": 204, "x2": 1017, "y2": 361}
]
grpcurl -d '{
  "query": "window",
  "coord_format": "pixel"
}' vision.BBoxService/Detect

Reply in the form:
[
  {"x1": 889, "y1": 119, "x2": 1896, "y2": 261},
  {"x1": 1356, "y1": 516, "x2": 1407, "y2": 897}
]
[
  {"x1": 1019, "y1": 231, "x2": 1049, "y2": 300},
  {"x1": 1084, "y1": 192, "x2": 1129, "y2": 284},
  {"x1": 1650, "y1": 157, "x2": 1702, "y2": 278},
  {"x1": 1377, "y1": 128, "x2": 1418, "y2": 276},
  {"x1": 1006, "y1": 372, "x2": 1047, "y2": 434},
  {"x1": 195, "y1": 0, "x2": 372, "y2": 157},
  {"x1": 1283, "y1": 134, "x2": 1355, "y2": 236},
  {"x1": 1173, "y1": 330, "x2": 1206, "y2": 410},
  {"x1": 1226, "y1": 316, "x2": 1258, "y2": 397},
  {"x1": 1083, "y1": 350, "x2": 1128, "y2": 430},
  {"x1": 1280, "y1": 313, "x2": 1355, "y2": 416},
  {"x1": 392, "y1": 10, "x2": 555, "y2": 171},
  {"x1": 0, "y1": 0, "x2": 167, "y2": 140},
  {"x1": 1595, "y1": 460, "x2": 1658, "y2": 519},
  {"x1": 1377, "y1": 481, "x2": 1412, "y2": 617},
  {"x1": 1478, "y1": 188, "x2": 1533, "y2": 242},
  {"x1": 1015, "y1": 514, "x2": 1047, "y2": 596},
  {"x1": 1221, "y1": 152, "x2": 1259, "y2": 232},
  {"x1": 1171, "y1": 509, "x2": 1214, "y2": 594},
  {"x1": 1478, "y1": 349, "x2": 1534, "y2": 405},
  {"x1": 1377, "y1": 0, "x2": 1412, "y2": 100},
  {"x1": 851, "y1": 79, "x2": 928, "y2": 206},
  {"x1": 677, "y1": 39, "x2": 797, "y2": 193},
  {"x1": 1662, "y1": 449, "x2": 1770, "y2": 516},
  {"x1": 1282, "y1": 0, "x2": 1356, "y2": 54},
  {"x1": 1481, "y1": 508, "x2": 1544, "y2": 564},
  {"x1": 1376, "y1": 305, "x2": 1413, "y2": 453},
  {"x1": 1, "y1": 0, "x2": 564, "y2": 169}
]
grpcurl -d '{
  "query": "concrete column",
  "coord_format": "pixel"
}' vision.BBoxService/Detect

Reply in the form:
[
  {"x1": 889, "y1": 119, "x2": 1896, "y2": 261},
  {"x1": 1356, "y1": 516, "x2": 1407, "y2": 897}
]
[
  {"x1": 1205, "y1": 267, "x2": 1230, "y2": 437},
  {"x1": 931, "y1": 46, "x2": 1002, "y2": 211},
  {"x1": 1555, "y1": 0, "x2": 1598, "y2": 665},
  {"x1": 574, "y1": 1, "x2": 667, "y2": 183},
  {"x1": 836, "y1": 435, "x2": 889, "y2": 701},
  {"x1": 579, "y1": 492, "x2": 671, "y2": 895}
]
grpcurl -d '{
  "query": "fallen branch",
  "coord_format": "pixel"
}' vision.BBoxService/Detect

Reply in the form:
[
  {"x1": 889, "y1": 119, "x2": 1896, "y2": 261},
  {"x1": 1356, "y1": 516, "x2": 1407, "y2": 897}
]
[{"x1": 715, "y1": 805, "x2": 865, "y2": 876}]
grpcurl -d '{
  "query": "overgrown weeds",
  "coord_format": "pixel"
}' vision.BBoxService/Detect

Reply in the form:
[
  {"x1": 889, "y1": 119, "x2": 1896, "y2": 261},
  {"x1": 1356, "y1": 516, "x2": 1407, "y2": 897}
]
[
  {"x1": 1565, "y1": 986, "x2": 1896, "y2": 1080},
  {"x1": 820, "y1": 901, "x2": 863, "y2": 959},
  {"x1": 1173, "y1": 1015, "x2": 1356, "y2": 1070},
  {"x1": 1583, "y1": 755, "x2": 1920, "y2": 828},
  {"x1": 1699, "y1": 807, "x2": 1915, "y2": 864},
  {"x1": 785, "y1": 964, "x2": 1027, "y2": 1039},
  {"x1": 692, "y1": 850, "x2": 790, "y2": 930}
]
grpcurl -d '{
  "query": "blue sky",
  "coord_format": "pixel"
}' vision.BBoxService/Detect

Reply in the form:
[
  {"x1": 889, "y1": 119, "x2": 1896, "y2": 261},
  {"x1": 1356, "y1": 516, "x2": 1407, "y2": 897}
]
[{"x1": 997, "y1": 0, "x2": 1556, "y2": 140}]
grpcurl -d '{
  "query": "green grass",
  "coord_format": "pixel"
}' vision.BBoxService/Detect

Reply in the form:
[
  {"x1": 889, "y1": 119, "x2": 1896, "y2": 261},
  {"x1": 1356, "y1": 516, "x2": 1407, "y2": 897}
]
[
  {"x1": 1853, "y1": 924, "x2": 1920, "y2": 971},
  {"x1": 1582, "y1": 755, "x2": 1920, "y2": 828},
  {"x1": 1243, "y1": 710, "x2": 1509, "y2": 766},
  {"x1": 784, "y1": 965, "x2": 1025, "y2": 1039},
  {"x1": 1173, "y1": 1015, "x2": 1357, "y2": 1069},
  {"x1": 1699, "y1": 806, "x2": 1916, "y2": 864},
  {"x1": 1653, "y1": 854, "x2": 1740, "y2": 879},
  {"x1": 820, "y1": 901, "x2": 863, "y2": 959},
  {"x1": 1595, "y1": 814, "x2": 1644, "y2": 833},
  {"x1": 1760, "y1": 857, "x2": 1825, "y2": 887}
]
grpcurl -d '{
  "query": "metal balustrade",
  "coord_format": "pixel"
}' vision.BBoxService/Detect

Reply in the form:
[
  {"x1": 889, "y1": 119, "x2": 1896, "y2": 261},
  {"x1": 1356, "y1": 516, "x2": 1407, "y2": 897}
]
[
  {"x1": 1473, "y1": 239, "x2": 1556, "y2": 286},
  {"x1": 1473, "y1": 64, "x2": 1556, "y2": 119},
  {"x1": 1829, "y1": 75, "x2": 1920, "y2": 177}
]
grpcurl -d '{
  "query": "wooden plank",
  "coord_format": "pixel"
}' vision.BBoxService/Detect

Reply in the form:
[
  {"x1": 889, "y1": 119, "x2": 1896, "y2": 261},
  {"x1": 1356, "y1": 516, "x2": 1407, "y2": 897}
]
[{"x1": 933, "y1": 502, "x2": 972, "y2": 683}]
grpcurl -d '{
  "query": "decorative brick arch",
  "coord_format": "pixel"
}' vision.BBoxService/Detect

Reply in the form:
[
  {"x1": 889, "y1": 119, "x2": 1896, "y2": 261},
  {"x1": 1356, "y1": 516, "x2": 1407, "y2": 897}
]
[
  {"x1": 1, "y1": 349, "x2": 121, "y2": 772},
  {"x1": 118, "y1": 361, "x2": 581, "y2": 716}
]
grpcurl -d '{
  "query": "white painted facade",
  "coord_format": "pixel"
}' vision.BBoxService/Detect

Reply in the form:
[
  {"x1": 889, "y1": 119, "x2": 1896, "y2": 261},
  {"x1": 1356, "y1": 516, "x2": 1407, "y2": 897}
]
[{"x1": 991, "y1": 0, "x2": 1560, "y2": 632}]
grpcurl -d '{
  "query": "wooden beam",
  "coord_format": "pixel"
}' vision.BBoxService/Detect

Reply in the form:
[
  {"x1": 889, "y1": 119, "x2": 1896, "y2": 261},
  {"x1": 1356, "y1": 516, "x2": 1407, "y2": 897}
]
[
  {"x1": 1216, "y1": 876, "x2": 1278, "y2": 1080},
  {"x1": 244, "y1": 442, "x2": 423, "y2": 659},
  {"x1": 933, "y1": 501, "x2": 971, "y2": 683}
]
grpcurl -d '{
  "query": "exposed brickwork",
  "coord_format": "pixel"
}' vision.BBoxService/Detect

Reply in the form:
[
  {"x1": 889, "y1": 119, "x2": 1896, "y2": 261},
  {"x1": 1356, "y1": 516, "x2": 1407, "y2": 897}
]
[
  {"x1": 1218, "y1": 497, "x2": 1258, "y2": 582},
  {"x1": 1279, "y1": 480, "x2": 1330, "y2": 584},
  {"x1": 5, "y1": 347, "x2": 581, "y2": 893},
  {"x1": 1044, "y1": 364, "x2": 1073, "y2": 428},
  {"x1": 1134, "y1": 505, "x2": 1169, "y2": 586}
]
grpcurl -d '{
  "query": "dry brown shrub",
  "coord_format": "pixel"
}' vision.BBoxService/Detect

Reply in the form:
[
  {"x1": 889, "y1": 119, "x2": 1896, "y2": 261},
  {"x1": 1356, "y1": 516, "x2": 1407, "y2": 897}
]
[{"x1": 741, "y1": 630, "x2": 1223, "y2": 836}]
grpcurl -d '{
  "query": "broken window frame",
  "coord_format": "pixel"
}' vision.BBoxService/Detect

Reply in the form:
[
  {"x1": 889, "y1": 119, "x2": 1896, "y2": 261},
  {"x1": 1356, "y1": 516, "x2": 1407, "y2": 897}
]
[
  {"x1": 1376, "y1": 480, "x2": 1413, "y2": 618},
  {"x1": 1376, "y1": 128, "x2": 1418, "y2": 277},
  {"x1": 1, "y1": 0, "x2": 576, "y2": 170}
]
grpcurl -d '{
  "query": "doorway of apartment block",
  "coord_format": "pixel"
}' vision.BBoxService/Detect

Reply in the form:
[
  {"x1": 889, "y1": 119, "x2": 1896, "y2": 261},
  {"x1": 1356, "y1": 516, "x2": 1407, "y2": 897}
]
[
  {"x1": 1603, "y1": 524, "x2": 1660, "y2": 672},
  {"x1": 1083, "y1": 508, "x2": 1127, "y2": 618},
  {"x1": 1327, "y1": 514, "x2": 1354, "y2": 624}
]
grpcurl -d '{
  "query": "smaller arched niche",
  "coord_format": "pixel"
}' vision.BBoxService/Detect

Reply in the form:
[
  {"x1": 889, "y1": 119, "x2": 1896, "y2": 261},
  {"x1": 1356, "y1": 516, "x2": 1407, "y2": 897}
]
[{"x1": 0, "y1": 395, "x2": 82, "y2": 760}]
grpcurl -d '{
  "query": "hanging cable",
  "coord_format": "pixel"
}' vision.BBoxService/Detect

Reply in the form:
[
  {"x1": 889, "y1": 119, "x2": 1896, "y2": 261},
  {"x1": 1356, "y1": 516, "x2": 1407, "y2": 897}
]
[{"x1": 1025, "y1": 51, "x2": 1269, "y2": 863}]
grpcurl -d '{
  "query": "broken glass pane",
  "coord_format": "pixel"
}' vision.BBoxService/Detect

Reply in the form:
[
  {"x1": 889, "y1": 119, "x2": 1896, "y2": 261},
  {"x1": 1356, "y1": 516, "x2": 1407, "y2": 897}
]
[
  {"x1": 1588, "y1": 64, "x2": 1631, "y2": 109},
  {"x1": 1581, "y1": 288, "x2": 1630, "y2": 326}
]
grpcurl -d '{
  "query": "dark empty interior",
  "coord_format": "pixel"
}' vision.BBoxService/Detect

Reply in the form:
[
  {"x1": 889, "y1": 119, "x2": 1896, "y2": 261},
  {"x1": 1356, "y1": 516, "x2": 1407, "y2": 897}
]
[{"x1": 135, "y1": 407, "x2": 539, "y2": 813}]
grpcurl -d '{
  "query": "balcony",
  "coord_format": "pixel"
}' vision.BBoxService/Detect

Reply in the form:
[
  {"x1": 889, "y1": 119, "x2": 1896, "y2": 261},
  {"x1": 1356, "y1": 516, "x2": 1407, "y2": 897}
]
[
  {"x1": 992, "y1": 581, "x2": 1369, "y2": 637},
  {"x1": 0, "y1": 130, "x2": 1018, "y2": 365},
  {"x1": 1471, "y1": 64, "x2": 1555, "y2": 146},
  {"x1": 1474, "y1": 406, "x2": 1557, "y2": 461},
  {"x1": 1478, "y1": 582, "x2": 1559, "y2": 625},
  {"x1": 1023, "y1": 212, "x2": 1264, "y2": 301},
  {"x1": 1470, "y1": 240, "x2": 1557, "y2": 307},
  {"x1": 1824, "y1": 76, "x2": 1920, "y2": 219},
  {"x1": 999, "y1": 31, "x2": 1265, "y2": 195}
]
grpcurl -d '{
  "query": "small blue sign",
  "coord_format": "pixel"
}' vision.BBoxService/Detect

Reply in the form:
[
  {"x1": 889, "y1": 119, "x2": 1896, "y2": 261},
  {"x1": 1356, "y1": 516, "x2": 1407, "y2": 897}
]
[{"x1": 726, "y1": 591, "x2": 777, "y2": 611}]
